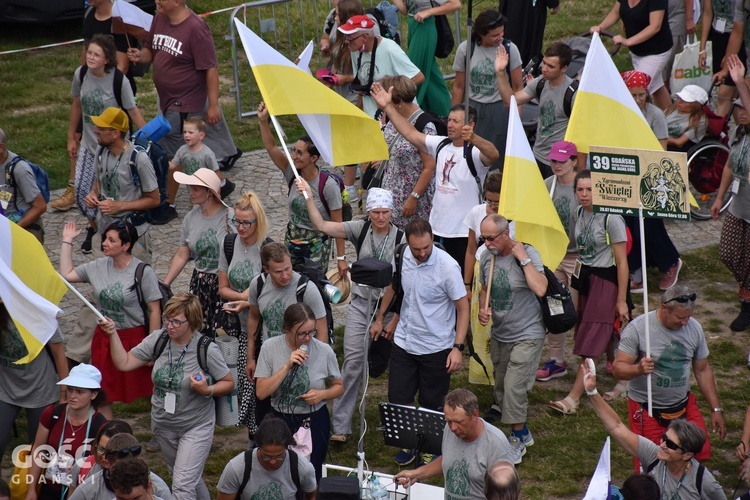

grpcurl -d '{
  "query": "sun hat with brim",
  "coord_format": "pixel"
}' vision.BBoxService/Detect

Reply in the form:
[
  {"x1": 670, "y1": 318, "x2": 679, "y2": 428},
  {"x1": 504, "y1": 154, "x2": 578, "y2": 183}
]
[
  {"x1": 675, "y1": 85, "x2": 708, "y2": 105},
  {"x1": 57, "y1": 363, "x2": 102, "y2": 389},
  {"x1": 173, "y1": 168, "x2": 228, "y2": 207},
  {"x1": 338, "y1": 14, "x2": 375, "y2": 35},
  {"x1": 326, "y1": 269, "x2": 352, "y2": 304},
  {"x1": 90, "y1": 107, "x2": 130, "y2": 133}
]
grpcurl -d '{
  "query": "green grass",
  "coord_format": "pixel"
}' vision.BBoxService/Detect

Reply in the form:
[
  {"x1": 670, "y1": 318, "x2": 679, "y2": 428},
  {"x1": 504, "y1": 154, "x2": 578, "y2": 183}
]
[{"x1": 6, "y1": 0, "x2": 743, "y2": 498}]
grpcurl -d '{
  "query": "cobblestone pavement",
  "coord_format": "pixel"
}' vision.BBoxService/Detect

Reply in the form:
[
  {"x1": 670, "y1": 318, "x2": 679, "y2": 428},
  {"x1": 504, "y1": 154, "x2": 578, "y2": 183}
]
[{"x1": 42, "y1": 149, "x2": 721, "y2": 335}]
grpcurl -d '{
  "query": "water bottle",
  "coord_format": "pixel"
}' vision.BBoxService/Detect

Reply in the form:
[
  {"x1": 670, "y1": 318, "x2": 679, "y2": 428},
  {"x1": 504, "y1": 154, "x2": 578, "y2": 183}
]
[{"x1": 370, "y1": 476, "x2": 388, "y2": 500}]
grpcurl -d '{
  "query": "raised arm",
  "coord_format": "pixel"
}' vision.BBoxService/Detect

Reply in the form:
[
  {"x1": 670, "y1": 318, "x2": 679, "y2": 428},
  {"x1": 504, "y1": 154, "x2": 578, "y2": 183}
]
[
  {"x1": 582, "y1": 361, "x2": 641, "y2": 456},
  {"x1": 495, "y1": 46, "x2": 533, "y2": 107},
  {"x1": 59, "y1": 222, "x2": 84, "y2": 283},
  {"x1": 257, "y1": 101, "x2": 289, "y2": 173},
  {"x1": 370, "y1": 82, "x2": 429, "y2": 153}
]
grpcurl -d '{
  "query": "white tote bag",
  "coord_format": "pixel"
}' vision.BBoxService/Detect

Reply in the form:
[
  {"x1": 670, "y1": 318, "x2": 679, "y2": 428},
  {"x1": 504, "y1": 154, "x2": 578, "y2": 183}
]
[{"x1": 670, "y1": 35, "x2": 713, "y2": 94}]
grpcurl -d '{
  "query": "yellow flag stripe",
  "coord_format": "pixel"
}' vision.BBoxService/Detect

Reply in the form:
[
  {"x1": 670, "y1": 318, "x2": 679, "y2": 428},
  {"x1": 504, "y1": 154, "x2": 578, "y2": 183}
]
[{"x1": 566, "y1": 91, "x2": 663, "y2": 154}]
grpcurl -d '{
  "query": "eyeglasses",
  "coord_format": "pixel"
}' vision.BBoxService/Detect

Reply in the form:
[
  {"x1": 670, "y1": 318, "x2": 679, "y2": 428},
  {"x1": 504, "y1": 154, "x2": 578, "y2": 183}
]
[
  {"x1": 346, "y1": 33, "x2": 365, "y2": 44},
  {"x1": 291, "y1": 148, "x2": 310, "y2": 157},
  {"x1": 95, "y1": 445, "x2": 106, "y2": 455},
  {"x1": 661, "y1": 433, "x2": 684, "y2": 452},
  {"x1": 479, "y1": 233, "x2": 502, "y2": 243},
  {"x1": 665, "y1": 293, "x2": 696, "y2": 304},
  {"x1": 232, "y1": 217, "x2": 257, "y2": 228},
  {"x1": 296, "y1": 328, "x2": 317, "y2": 339},
  {"x1": 162, "y1": 316, "x2": 189, "y2": 328},
  {"x1": 485, "y1": 200, "x2": 500, "y2": 209},
  {"x1": 105, "y1": 445, "x2": 142, "y2": 460},
  {"x1": 258, "y1": 449, "x2": 286, "y2": 463}
]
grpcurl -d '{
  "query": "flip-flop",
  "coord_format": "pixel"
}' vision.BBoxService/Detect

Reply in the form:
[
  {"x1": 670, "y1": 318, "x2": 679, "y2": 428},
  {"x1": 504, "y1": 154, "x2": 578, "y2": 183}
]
[
  {"x1": 603, "y1": 382, "x2": 628, "y2": 403},
  {"x1": 330, "y1": 434, "x2": 348, "y2": 443},
  {"x1": 547, "y1": 396, "x2": 579, "y2": 415}
]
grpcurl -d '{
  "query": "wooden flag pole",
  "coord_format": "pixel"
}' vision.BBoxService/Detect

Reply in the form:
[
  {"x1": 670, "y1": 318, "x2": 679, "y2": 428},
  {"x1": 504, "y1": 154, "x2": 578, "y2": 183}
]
[{"x1": 483, "y1": 254, "x2": 495, "y2": 310}]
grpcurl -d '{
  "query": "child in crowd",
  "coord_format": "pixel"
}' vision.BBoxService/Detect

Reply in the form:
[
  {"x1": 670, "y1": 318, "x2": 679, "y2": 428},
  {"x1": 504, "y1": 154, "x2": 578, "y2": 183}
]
[
  {"x1": 666, "y1": 85, "x2": 709, "y2": 151},
  {"x1": 160, "y1": 116, "x2": 235, "y2": 223}
]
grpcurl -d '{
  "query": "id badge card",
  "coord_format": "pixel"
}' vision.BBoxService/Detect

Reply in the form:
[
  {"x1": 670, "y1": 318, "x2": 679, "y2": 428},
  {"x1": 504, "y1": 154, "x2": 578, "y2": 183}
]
[
  {"x1": 573, "y1": 259, "x2": 582, "y2": 279},
  {"x1": 715, "y1": 18, "x2": 727, "y2": 32},
  {"x1": 732, "y1": 179, "x2": 740, "y2": 195},
  {"x1": 165, "y1": 392, "x2": 177, "y2": 414}
]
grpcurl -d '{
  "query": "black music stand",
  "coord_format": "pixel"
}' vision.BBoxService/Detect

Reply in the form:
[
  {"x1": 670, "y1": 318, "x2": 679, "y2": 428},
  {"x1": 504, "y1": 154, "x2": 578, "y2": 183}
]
[{"x1": 379, "y1": 403, "x2": 445, "y2": 468}]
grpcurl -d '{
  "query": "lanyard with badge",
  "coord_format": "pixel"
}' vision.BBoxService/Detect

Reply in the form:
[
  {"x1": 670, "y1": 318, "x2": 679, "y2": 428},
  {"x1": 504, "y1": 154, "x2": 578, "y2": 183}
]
[
  {"x1": 102, "y1": 149, "x2": 125, "y2": 198},
  {"x1": 573, "y1": 212, "x2": 595, "y2": 279},
  {"x1": 165, "y1": 339, "x2": 190, "y2": 414}
]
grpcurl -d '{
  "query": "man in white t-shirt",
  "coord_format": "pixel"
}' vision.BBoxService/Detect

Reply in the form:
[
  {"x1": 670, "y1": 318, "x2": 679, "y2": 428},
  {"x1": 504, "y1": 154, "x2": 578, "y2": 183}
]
[{"x1": 371, "y1": 83, "x2": 498, "y2": 274}]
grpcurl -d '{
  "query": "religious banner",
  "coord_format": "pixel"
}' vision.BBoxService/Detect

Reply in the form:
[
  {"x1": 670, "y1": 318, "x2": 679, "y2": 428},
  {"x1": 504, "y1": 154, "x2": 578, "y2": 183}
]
[{"x1": 589, "y1": 146, "x2": 690, "y2": 221}]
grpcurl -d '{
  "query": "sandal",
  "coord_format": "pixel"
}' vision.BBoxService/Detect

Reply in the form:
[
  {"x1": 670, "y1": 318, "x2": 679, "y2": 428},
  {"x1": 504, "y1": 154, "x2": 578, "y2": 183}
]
[
  {"x1": 330, "y1": 434, "x2": 348, "y2": 443},
  {"x1": 547, "y1": 396, "x2": 579, "y2": 415},
  {"x1": 602, "y1": 382, "x2": 628, "y2": 403}
]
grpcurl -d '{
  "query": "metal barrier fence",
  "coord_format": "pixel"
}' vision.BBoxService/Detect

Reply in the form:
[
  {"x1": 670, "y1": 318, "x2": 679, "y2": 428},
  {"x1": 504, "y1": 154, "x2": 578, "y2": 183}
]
[{"x1": 227, "y1": 0, "x2": 464, "y2": 121}]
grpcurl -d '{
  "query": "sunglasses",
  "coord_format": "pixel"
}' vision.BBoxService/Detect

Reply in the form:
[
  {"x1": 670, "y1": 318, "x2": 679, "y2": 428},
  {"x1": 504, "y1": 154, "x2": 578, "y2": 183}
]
[
  {"x1": 665, "y1": 293, "x2": 696, "y2": 304},
  {"x1": 105, "y1": 445, "x2": 142, "y2": 459},
  {"x1": 345, "y1": 33, "x2": 366, "y2": 44},
  {"x1": 487, "y1": 14, "x2": 505, "y2": 29},
  {"x1": 661, "y1": 433, "x2": 684, "y2": 452},
  {"x1": 479, "y1": 233, "x2": 502, "y2": 243},
  {"x1": 296, "y1": 328, "x2": 317, "y2": 339},
  {"x1": 232, "y1": 217, "x2": 257, "y2": 228}
]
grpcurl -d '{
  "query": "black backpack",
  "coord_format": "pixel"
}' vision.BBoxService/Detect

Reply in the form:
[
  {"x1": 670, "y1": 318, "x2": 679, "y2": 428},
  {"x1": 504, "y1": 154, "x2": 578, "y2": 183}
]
[
  {"x1": 236, "y1": 449, "x2": 303, "y2": 500},
  {"x1": 527, "y1": 261, "x2": 577, "y2": 334},
  {"x1": 366, "y1": 6, "x2": 401, "y2": 45},
  {"x1": 414, "y1": 111, "x2": 448, "y2": 136},
  {"x1": 255, "y1": 260, "x2": 336, "y2": 346},
  {"x1": 132, "y1": 262, "x2": 173, "y2": 329},
  {"x1": 353, "y1": 220, "x2": 404, "y2": 258},
  {"x1": 534, "y1": 78, "x2": 579, "y2": 118},
  {"x1": 434, "y1": 138, "x2": 483, "y2": 204},
  {"x1": 223, "y1": 233, "x2": 274, "y2": 267},
  {"x1": 152, "y1": 331, "x2": 214, "y2": 376}
]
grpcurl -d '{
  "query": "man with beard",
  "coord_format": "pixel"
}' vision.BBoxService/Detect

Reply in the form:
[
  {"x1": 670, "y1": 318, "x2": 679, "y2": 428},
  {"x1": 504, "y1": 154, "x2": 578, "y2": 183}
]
[
  {"x1": 370, "y1": 219, "x2": 468, "y2": 466},
  {"x1": 478, "y1": 214, "x2": 547, "y2": 462}
]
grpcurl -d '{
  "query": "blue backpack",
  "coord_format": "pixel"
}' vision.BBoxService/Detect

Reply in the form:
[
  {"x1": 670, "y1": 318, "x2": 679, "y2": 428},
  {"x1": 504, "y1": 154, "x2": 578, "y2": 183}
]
[
  {"x1": 127, "y1": 135, "x2": 169, "y2": 225},
  {"x1": 6, "y1": 155, "x2": 51, "y2": 206}
]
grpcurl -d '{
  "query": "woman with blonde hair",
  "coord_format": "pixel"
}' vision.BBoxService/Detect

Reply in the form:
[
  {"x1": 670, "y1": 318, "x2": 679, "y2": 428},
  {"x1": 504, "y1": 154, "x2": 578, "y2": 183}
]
[{"x1": 218, "y1": 191, "x2": 270, "y2": 436}]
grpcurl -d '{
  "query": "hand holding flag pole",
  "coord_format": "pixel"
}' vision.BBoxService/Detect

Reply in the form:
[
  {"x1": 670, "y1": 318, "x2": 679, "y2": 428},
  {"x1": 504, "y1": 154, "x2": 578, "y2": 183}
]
[{"x1": 262, "y1": 108, "x2": 309, "y2": 201}]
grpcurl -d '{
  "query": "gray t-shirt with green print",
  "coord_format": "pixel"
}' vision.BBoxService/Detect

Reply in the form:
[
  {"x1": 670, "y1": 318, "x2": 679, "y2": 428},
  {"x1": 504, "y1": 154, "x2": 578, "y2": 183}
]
[
  {"x1": 284, "y1": 165, "x2": 342, "y2": 231},
  {"x1": 180, "y1": 206, "x2": 235, "y2": 274},
  {"x1": 172, "y1": 144, "x2": 220, "y2": 175},
  {"x1": 75, "y1": 256, "x2": 161, "y2": 329},
  {"x1": 218, "y1": 236, "x2": 263, "y2": 335},
  {"x1": 247, "y1": 272, "x2": 327, "y2": 342},
  {"x1": 130, "y1": 330, "x2": 230, "y2": 432},
  {"x1": 479, "y1": 245, "x2": 546, "y2": 343}
]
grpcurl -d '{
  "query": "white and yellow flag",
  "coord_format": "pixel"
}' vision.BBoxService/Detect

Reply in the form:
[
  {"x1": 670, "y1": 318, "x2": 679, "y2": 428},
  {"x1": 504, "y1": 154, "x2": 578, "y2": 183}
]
[
  {"x1": 501, "y1": 96, "x2": 569, "y2": 270},
  {"x1": 0, "y1": 218, "x2": 67, "y2": 363},
  {"x1": 565, "y1": 32, "x2": 663, "y2": 154},
  {"x1": 234, "y1": 19, "x2": 388, "y2": 166}
]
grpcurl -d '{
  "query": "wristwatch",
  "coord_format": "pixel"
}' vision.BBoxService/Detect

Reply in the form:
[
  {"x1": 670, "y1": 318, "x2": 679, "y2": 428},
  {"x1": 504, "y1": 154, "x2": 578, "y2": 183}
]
[
  {"x1": 453, "y1": 343, "x2": 465, "y2": 352},
  {"x1": 410, "y1": 191, "x2": 421, "y2": 199},
  {"x1": 519, "y1": 258, "x2": 532, "y2": 267}
]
